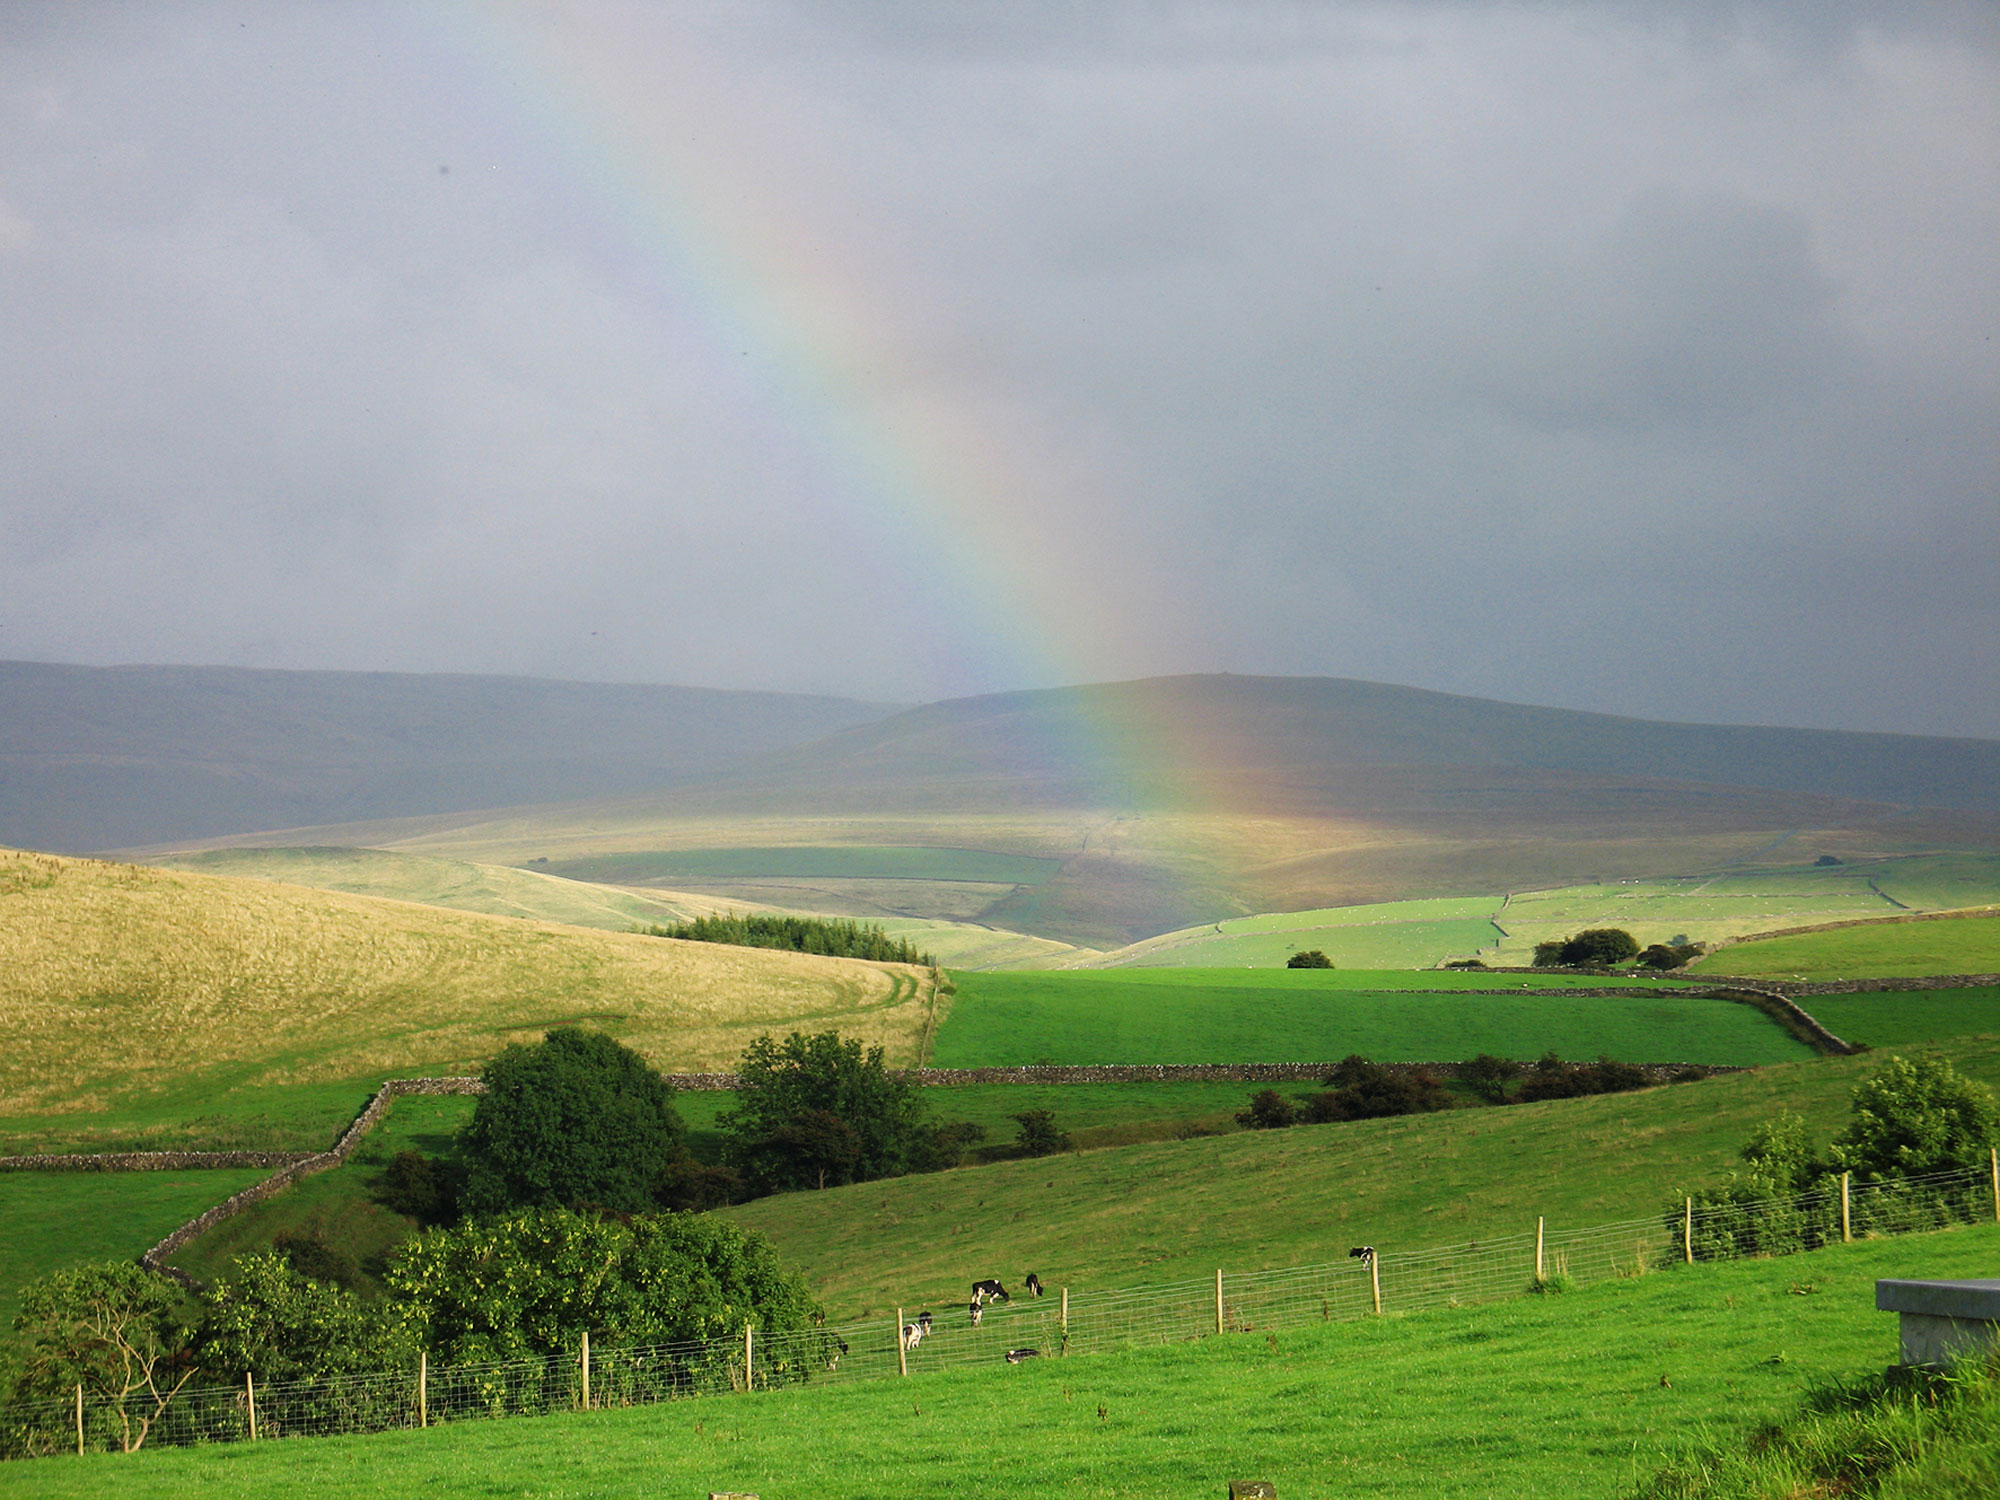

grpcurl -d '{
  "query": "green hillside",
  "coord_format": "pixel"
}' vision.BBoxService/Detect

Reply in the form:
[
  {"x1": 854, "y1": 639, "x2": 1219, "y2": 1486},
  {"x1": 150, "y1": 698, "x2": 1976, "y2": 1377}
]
[
  {"x1": 1697, "y1": 911, "x2": 2000, "y2": 981},
  {"x1": 931, "y1": 967, "x2": 1809, "y2": 1068}
]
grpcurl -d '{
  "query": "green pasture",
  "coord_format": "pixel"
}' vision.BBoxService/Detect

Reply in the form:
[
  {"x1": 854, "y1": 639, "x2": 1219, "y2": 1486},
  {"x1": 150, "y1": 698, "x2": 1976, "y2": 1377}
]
[
  {"x1": 729, "y1": 1037, "x2": 2000, "y2": 1320},
  {"x1": 12, "y1": 1226, "x2": 1999, "y2": 1500},
  {"x1": 1697, "y1": 912, "x2": 2000, "y2": 982},
  {"x1": 1801, "y1": 986, "x2": 2000, "y2": 1050},
  {"x1": 0, "y1": 1168, "x2": 266, "y2": 1378},
  {"x1": 0, "y1": 1077, "x2": 386, "y2": 1159},
  {"x1": 541, "y1": 846, "x2": 1063, "y2": 886},
  {"x1": 931, "y1": 968, "x2": 1808, "y2": 1069}
]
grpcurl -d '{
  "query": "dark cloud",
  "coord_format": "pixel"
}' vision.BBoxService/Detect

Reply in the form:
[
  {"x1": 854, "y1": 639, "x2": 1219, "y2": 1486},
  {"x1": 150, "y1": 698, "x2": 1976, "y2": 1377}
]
[{"x1": 1, "y1": 2, "x2": 1994, "y2": 734}]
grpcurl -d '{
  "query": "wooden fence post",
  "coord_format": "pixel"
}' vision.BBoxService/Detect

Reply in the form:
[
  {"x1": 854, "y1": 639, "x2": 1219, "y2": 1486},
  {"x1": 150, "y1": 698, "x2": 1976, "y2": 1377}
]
[
  {"x1": 1683, "y1": 1198, "x2": 1693, "y2": 1265},
  {"x1": 1060, "y1": 1287, "x2": 1069, "y2": 1355},
  {"x1": 1535, "y1": 1217, "x2": 1545, "y2": 1282},
  {"x1": 1841, "y1": 1173, "x2": 1852, "y2": 1244},
  {"x1": 1369, "y1": 1253, "x2": 1382, "y2": 1316},
  {"x1": 1215, "y1": 1269, "x2": 1225, "y2": 1335},
  {"x1": 75, "y1": 1383, "x2": 83, "y2": 1456},
  {"x1": 581, "y1": 1330, "x2": 591, "y2": 1410},
  {"x1": 247, "y1": 1371, "x2": 257, "y2": 1442},
  {"x1": 419, "y1": 1350, "x2": 427, "y2": 1428},
  {"x1": 1991, "y1": 1148, "x2": 1998, "y2": 1224},
  {"x1": 896, "y1": 1308, "x2": 908, "y2": 1378},
  {"x1": 744, "y1": 1324, "x2": 754, "y2": 1392}
]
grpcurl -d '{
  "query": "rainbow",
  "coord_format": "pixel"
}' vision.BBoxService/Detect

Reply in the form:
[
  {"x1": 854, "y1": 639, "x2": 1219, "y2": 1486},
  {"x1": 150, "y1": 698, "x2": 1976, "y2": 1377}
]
[{"x1": 420, "y1": 7, "x2": 1232, "y2": 810}]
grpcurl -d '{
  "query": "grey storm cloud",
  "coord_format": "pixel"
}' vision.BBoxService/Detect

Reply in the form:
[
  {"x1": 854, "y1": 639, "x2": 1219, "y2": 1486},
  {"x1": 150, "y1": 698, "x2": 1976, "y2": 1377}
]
[{"x1": 1, "y1": 1, "x2": 1995, "y2": 734}]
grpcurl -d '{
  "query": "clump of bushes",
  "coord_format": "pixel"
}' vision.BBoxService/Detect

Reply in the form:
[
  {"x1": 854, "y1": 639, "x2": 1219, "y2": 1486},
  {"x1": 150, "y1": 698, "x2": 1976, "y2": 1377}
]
[
  {"x1": 1637, "y1": 941, "x2": 1705, "y2": 970},
  {"x1": 639, "y1": 913, "x2": 934, "y2": 966},
  {"x1": 1009, "y1": 1109, "x2": 1071, "y2": 1157},
  {"x1": 1532, "y1": 928, "x2": 1640, "y2": 967},
  {"x1": 1285, "y1": 949, "x2": 1334, "y2": 969},
  {"x1": 1515, "y1": 1053, "x2": 1653, "y2": 1101}
]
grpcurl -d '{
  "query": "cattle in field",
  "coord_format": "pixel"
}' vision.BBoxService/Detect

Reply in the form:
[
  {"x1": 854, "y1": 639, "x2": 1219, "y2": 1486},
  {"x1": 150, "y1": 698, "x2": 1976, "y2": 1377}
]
[
  {"x1": 972, "y1": 1279, "x2": 1011, "y2": 1305},
  {"x1": 969, "y1": 1300, "x2": 983, "y2": 1328},
  {"x1": 1005, "y1": 1348, "x2": 1040, "y2": 1364},
  {"x1": 1023, "y1": 1272, "x2": 1044, "y2": 1298},
  {"x1": 1348, "y1": 1246, "x2": 1376, "y2": 1267}
]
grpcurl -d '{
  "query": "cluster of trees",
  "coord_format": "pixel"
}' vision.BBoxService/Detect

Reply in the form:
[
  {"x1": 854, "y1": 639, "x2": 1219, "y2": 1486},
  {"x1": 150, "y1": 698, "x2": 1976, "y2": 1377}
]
[
  {"x1": 1530, "y1": 928, "x2": 1706, "y2": 970},
  {"x1": 1674, "y1": 1055, "x2": 2000, "y2": 1259},
  {"x1": 1237, "y1": 1050, "x2": 1668, "y2": 1130},
  {"x1": 639, "y1": 914, "x2": 935, "y2": 967},
  {"x1": 1285, "y1": 949, "x2": 1334, "y2": 969}
]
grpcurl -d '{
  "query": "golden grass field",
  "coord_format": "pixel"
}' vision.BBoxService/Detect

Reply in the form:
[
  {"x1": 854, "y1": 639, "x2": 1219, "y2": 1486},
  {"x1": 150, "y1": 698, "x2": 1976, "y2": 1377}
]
[{"x1": 0, "y1": 848, "x2": 936, "y2": 1117}]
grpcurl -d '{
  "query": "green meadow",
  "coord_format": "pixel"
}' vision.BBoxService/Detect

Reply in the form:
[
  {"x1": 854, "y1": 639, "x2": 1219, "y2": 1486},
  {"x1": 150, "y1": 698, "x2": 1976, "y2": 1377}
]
[
  {"x1": 1800, "y1": 986, "x2": 2000, "y2": 1050},
  {"x1": 931, "y1": 968, "x2": 1810, "y2": 1069},
  {"x1": 11, "y1": 1227, "x2": 1999, "y2": 1500},
  {"x1": 1697, "y1": 912, "x2": 2000, "y2": 981}
]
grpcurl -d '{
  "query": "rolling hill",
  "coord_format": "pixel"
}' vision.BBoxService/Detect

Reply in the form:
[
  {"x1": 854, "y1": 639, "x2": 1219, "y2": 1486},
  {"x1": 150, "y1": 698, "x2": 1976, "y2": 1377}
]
[
  {"x1": 0, "y1": 660, "x2": 900, "y2": 852},
  {"x1": 0, "y1": 847, "x2": 935, "y2": 1123}
]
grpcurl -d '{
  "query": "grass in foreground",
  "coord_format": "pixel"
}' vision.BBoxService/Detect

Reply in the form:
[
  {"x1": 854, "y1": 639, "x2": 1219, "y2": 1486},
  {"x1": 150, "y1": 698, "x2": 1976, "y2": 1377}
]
[
  {"x1": 0, "y1": 849, "x2": 931, "y2": 1116},
  {"x1": 933, "y1": 968, "x2": 1809, "y2": 1068},
  {"x1": 9, "y1": 1226, "x2": 1998, "y2": 1500},
  {"x1": 1696, "y1": 912, "x2": 2000, "y2": 982}
]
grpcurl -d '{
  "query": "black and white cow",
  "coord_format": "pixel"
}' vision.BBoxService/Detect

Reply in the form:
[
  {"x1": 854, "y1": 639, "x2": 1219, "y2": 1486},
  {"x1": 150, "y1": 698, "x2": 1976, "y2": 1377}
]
[
  {"x1": 1005, "y1": 1348, "x2": 1041, "y2": 1364},
  {"x1": 1023, "y1": 1272, "x2": 1044, "y2": 1298},
  {"x1": 968, "y1": 1300, "x2": 984, "y2": 1328},
  {"x1": 1347, "y1": 1246, "x2": 1376, "y2": 1267},
  {"x1": 971, "y1": 1279, "x2": 1011, "y2": 1305}
]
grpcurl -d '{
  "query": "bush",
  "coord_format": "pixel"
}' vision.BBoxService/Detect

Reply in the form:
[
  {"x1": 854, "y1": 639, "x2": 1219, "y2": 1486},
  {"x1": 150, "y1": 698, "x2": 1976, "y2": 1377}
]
[
  {"x1": 6, "y1": 1261, "x2": 196, "y2": 1454},
  {"x1": 384, "y1": 1207, "x2": 821, "y2": 1364},
  {"x1": 1235, "y1": 1089, "x2": 1297, "y2": 1129},
  {"x1": 1300, "y1": 1056, "x2": 1452, "y2": 1122},
  {"x1": 640, "y1": 913, "x2": 934, "y2": 966},
  {"x1": 272, "y1": 1229, "x2": 361, "y2": 1291},
  {"x1": 374, "y1": 1150, "x2": 456, "y2": 1225},
  {"x1": 196, "y1": 1253, "x2": 410, "y2": 1384},
  {"x1": 1285, "y1": 949, "x2": 1333, "y2": 969},
  {"x1": 909, "y1": 1120, "x2": 986, "y2": 1172},
  {"x1": 720, "y1": 1030, "x2": 932, "y2": 1193},
  {"x1": 1562, "y1": 928, "x2": 1640, "y2": 967},
  {"x1": 1827, "y1": 1054, "x2": 2000, "y2": 1183},
  {"x1": 1010, "y1": 1109, "x2": 1072, "y2": 1157},
  {"x1": 1460, "y1": 1053, "x2": 1521, "y2": 1105},
  {"x1": 653, "y1": 1152, "x2": 747, "y2": 1211},
  {"x1": 1516, "y1": 1053, "x2": 1652, "y2": 1101},
  {"x1": 1443, "y1": 958, "x2": 1488, "y2": 970},
  {"x1": 1636, "y1": 942, "x2": 1703, "y2": 970},
  {"x1": 459, "y1": 1028, "x2": 686, "y2": 1216},
  {"x1": 1532, "y1": 940, "x2": 1568, "y2": 966}
]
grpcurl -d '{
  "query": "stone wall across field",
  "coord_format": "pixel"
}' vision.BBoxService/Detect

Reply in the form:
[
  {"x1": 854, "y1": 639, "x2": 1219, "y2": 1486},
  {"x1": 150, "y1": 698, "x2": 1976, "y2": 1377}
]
[{"x1": 0, "y1": 1150, "x2": 312, "y2": 1173}]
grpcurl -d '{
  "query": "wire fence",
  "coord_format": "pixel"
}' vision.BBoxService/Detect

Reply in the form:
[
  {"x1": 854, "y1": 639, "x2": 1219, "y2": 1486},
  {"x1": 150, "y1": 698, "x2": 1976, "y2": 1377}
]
[{"x1": 8, "y1": 1160, "x2": 1998, "y2": 1460}]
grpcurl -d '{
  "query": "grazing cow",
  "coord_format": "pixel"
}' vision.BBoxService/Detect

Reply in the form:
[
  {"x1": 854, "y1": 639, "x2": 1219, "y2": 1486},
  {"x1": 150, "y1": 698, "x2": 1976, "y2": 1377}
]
[
  {"x1": 902, "y1": 1320, "x2": 927, "y2": 1352},
  {"x1": 1005, "y1": 1348, "x2": 1041, "y2": 1364},
  {"x1": 971, "y1": 1279, "x2": 1011, "y2": 1305},
  {"x1": 826, "y1": 1339, "x2": 850, "y2": 1372},
  {"x1": 968, "y1": 1300, "x2": 983, "y2": 1328},
  {"x1": 917, "y1": 1310, "x2": 934, "y2": 1337},
  {"x1": 1348, "y1": 1246, "x2": 1376, "y2": 1267},
  {"x1": 1023, "y1": 1272, "x2": 1044, "y2": 1298}
]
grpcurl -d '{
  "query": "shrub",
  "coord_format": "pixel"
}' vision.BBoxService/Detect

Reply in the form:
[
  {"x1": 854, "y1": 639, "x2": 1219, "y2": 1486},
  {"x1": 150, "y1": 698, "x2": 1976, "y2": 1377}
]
[
  {"x1": 1636, "y1": 942, "x2": 1703, "y2": 970},
  {"x1": 384, "y1": 1207, "x2": 821, "y2": 1364},
  {"x1": 195, "y1": 1252, "x2": 410, "y2": 1384},
  {"x1": 653, "y1": 1152, "x2": 747, "y2": 1211},
  {"x1": 1301, "y1": 1056, "x2": 1452, "y2": 1122},
  {"x1": 1516, "y1": 1053, "x2": 1652, "y2": 1101},
  {"x1": 640, "y1": 913, "x2": 934, "y2": 966},
  {"x1": 1460, "y1": 1053, "x2": 1521, "y2": 1105},
  {"x1": 1010, "y1": 1109, "x2": 1072, "y2": 1157},
  {"x1": 1560, "y1": 928, "x2": 1640, "y2": 967},
  {"x1": 7, "y1": 1261, "x2": 196, "y2": 1454},
  {"x1": 460, "y1": 1028, "x2": 686, "y2": 1216},
  {"x1": 1285, "y1": 949, "x2": 1333, "y2": 969},
  {"x1": 272, "y1": 1229, "x2": 361, "y2": 1291},
  {"x1": 909, "y1": 1120, "x2": 986, "y2": 1172},
  {"x1": 375, "y1": 1150, "x2": 456, "y2": 1225},
  {"x1": 1827, "y1": 1054, "x2": 2000, "y2": 1183},
  {"x1": 1235, "y1": 1089, "x2": 1298, "y2": 1129},
  {"x1": 1532, "y1": 940, "x2": 1569, "y2": 966},
  {"x1": 720, "y1": 1030, "x2": 932, "y2": 1193},
  {"x1": 1443, "y1": 958, "x2": 1488, "y2": 970}
]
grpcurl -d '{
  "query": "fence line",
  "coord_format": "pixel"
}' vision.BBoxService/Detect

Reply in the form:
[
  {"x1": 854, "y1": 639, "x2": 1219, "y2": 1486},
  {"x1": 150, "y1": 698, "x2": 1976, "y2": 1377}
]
[{"x1": 8, "y1": 1158, "x2": 1998, "y2": 1460}]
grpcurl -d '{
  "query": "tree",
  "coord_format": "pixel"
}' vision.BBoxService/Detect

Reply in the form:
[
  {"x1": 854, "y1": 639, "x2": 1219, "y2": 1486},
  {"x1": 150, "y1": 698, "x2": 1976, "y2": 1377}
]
[
  {"x1": 1286, "y1": 949, "x2": 1333, "y2": 969},
  {"x1": 1532, "y1": 940, "x2": 1568, "y2": 967},
  {"x1": 1301, "y1": 1056, "x2": 1451, "y2": 1122},
  {"x1": 1558, "y1": 928, "x2": 1639, "y2": 967},
  {"x1": 1010, "y1": 1109, "x2": 1072, "y2": 1157},
  {"x1": 1827, "y1": 1055, "x2": 2000, "y2": 1183},
  {"x1": 1236, "y1": 1089, "x2": 1297, "y2": 1129},
  {"x1": 195, "y1": 1252, "x2": 410, "y2": 1384},
  {"x1": 1739, "y1": 1111, "x2": 1818, "y2": 1194},
  {"x1": 459, "y1": 1028, "x2": 686, "y2": 1216},
  {"x1": 383, "y1": 1207, "x2": 821, "y2": 1364},
  {"x1": 720, "y1": 1030, "x2": 931, "y2": 1193},
  {"x1": 9, "y1": 1262, "x2": 195, "y2": 1454},
  {"x1": 1637, "y1": 942, "x2": 1703, "y2": 970},
  {"x1": 1460, "y1": 1053, "x2": 1521, "y2": 1105}
]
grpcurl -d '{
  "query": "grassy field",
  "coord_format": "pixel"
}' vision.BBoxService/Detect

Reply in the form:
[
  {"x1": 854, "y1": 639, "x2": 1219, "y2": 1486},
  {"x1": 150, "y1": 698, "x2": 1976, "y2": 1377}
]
[
  {"x1": 930, "y1": 968, "x2": 1809, "y2": 1069},
  {"x1": 1695, "y1": 911, "x2": 2000, "y2": 981},
  {"x1": 1096, "y1": 896, "x2": 1507, "y2": 969},
  {"x1": 0, "y1": 848, "x2": 934, "y2": 1119},
  {"x1": 727, "y1": 1036, "x2": 2000, "y2": 1321},
  {"x1": 10, "y1": 1226, "x2": 1998, "y2": 1500},
  {"x1": 0, "y1": 1168, "x2": 267, "y2": 1378},
  {"x1": 540, "y1": 845, "x2": 1064, "y2": 886},
  {"x1": 1802, "y1": 986, "x2": 2000, "y2": 1049}
]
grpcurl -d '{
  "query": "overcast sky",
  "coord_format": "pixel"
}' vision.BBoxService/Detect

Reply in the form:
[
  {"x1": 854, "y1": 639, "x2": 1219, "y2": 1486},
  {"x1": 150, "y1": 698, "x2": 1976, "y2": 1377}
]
[{"x1": 3, "y1": 2, "x2": 1996, "y2": 736}]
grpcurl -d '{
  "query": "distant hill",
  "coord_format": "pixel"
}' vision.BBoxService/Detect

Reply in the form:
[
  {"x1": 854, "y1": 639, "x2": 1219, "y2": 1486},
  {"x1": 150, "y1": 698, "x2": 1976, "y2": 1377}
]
[
  {"x1": 0, "y1": 661, "x2": 902, "y2": 852},
  {"x1": 259, "y1": 675, "x2": 2000, "y2": 949}
]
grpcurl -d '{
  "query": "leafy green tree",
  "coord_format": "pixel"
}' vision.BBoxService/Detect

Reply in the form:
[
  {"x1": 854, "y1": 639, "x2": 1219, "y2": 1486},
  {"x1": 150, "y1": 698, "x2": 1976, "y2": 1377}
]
[
  {"x1": 720, "y1": 1031, "x2": 930, "y2": 1192},
  {"x1": 1560, "y1": 928, "x2": 1640, "y2": 967},
  {"x1": 384, "y1": 1207, "x2": 820, "y2": 1364},
  {"x1": 1285, "y1": 949, "x2": 1333, "y2": 969},
  {"x1": 1636, "y1": 942, "x2": 1702, "y2": 970},
  {"x1": 1010, "y1": 1109, "x2": 1072, "y2": 1156},
  {"x1": 194, "y1": 1253, "x2": 412, "y2": 1383},
  {"x1": 460, "y1": 1028, "x2": 686, "y2": 1215},
  {"x1": 1739, "y1": 1111, "x2": 1819, "y2": 1193},
  {"x1": 1460, "y1": 1053, "x2": 1521, "y2": 1105},
  {"x1": 1827, "y1": 1055, "x2": 2000, "y2": 1183},
  {"x1": 272, "y1": 1229, "x2": 361, "y2": 1290},
  {"x1": 1235, "y1": 1089, "x2": 1297, "y2": 1129},
  {"x1": 375, "y1": 1150, "x2": 458, "y2": 1225},
  {"x1": 1532, "y1": 940, "x2": 1569, "y2": 966},
  {"x1": 8, "y1": 1261, "x2": 195, "y2": 1454}
]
